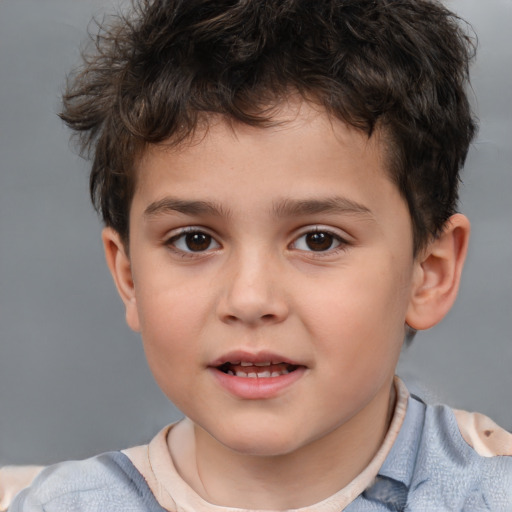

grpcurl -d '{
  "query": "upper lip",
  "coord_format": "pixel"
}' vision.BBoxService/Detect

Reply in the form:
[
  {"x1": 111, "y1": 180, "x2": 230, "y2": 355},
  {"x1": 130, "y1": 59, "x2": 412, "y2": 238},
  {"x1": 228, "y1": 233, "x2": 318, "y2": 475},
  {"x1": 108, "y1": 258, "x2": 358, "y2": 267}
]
[{"x1": 209, "y1": 350, "x2": 303, "y2": 368}]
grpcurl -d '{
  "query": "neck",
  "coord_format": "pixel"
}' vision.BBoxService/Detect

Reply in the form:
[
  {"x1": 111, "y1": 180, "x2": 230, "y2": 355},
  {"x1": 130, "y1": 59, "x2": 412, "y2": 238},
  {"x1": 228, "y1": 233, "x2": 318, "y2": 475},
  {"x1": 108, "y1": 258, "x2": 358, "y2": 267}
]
[{"x1": 170, "y1": 380, "x2": 396, "y2": 509}]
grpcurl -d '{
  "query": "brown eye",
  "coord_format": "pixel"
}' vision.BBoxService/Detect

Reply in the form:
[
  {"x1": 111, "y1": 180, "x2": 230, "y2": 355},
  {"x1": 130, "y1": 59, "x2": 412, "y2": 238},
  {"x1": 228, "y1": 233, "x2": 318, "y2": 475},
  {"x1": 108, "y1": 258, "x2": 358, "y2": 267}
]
[
  {"x1": 292, "y1": 229, "x2": 344, "y2": 253},
  {"x1": 169, "y1": 230, "x2": 220, "y2": 253},
  {"x1": 185, "y1": 232, "x2": 212, "y2": 251},
  {"x1": 304, "y1": 232, "x2": 335, "y2": 251}
]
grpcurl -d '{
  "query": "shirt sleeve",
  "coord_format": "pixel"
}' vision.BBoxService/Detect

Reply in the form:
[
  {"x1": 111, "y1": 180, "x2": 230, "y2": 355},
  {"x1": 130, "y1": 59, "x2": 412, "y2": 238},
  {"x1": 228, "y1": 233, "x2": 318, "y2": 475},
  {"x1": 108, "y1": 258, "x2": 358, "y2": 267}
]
[
  {"x1": 0, "y1": 466, "x2": 45, "y2": 511},
  {"x1": 453, "y1": 409, "x2": 512, "y2": 457}
]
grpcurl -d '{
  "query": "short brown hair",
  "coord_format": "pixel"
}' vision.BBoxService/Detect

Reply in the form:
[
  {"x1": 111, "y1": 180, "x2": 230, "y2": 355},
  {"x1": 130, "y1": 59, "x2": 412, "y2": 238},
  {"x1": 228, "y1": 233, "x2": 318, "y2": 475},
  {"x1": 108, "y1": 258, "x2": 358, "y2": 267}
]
[{"x1": 61, "y1": 0, "x2": 477, "y2": 252}]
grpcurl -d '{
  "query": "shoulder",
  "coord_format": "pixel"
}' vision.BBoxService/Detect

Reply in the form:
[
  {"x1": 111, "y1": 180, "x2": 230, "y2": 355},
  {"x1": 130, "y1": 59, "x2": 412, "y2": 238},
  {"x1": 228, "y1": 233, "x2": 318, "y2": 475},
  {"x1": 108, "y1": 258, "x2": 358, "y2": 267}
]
[
  {"x1": 420, "y1": 400, "x2": 512, "y2": 459},
  {"x1": 452, "y1": 408, "x2": 512, "y2": 457},
  {"x1": 7, "y1": 452, "x2": 165, "y2": 512},
  {"x1": 409, "y1": 398, "x2": 512, "y2": 510}
]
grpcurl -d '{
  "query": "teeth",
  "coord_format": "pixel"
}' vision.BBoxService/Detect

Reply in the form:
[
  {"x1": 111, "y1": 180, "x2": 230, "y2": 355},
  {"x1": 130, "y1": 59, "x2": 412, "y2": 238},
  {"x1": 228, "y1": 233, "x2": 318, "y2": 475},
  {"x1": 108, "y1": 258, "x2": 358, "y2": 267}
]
[
  {"x1": 272, "y1": 369, "x2": 289, "y2": 376},
  {"x1": 223, "y1": 361, "x2": 296, "y2": 378},
  {"x1": 231, "y1": 369, "x2": 289, "y2": 378}
]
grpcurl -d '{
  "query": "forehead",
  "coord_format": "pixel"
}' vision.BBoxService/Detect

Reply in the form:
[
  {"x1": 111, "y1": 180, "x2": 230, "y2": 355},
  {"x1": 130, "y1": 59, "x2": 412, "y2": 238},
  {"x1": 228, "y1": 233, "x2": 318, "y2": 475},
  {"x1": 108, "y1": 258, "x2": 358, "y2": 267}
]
[{"x1": 134, "y1": 101, "x2": 392, "y2": 192}]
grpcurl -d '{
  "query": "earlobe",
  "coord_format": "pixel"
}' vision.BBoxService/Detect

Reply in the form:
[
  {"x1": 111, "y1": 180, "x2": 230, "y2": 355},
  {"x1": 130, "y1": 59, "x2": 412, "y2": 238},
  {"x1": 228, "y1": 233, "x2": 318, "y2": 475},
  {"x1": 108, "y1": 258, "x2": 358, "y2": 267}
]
[
  {"x1": 406, "y1": 214, "x2": 470, "y2": 331},
  {"x1": 101, "y1": 227, "x2": 141, "y2": 332}
]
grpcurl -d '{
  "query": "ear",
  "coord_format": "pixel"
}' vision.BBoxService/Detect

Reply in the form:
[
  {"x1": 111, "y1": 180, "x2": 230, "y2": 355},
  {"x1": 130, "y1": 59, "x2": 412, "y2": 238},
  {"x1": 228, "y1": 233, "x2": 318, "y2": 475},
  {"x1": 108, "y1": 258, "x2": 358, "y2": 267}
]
[
  {"x1": 406, "y1": 214, "x2": 470, "y2": 331},
  {"x1": 101, "y1": 227, "x2": 141, "y2": 332}
]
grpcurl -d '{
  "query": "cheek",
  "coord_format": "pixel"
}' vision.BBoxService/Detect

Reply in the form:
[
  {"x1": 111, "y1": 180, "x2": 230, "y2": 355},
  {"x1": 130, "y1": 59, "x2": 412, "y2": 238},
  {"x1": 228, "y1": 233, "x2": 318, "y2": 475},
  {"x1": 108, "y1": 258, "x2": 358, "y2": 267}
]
[
  {"x1": 137, "y1": 267, "x2": 212, "y2": 333},
  {"x1": 301, "y1": 261, "x2": 410, "y2": 360},
  {"x1": 136, "y1": 283, "x2": 211, "y2": 380}
]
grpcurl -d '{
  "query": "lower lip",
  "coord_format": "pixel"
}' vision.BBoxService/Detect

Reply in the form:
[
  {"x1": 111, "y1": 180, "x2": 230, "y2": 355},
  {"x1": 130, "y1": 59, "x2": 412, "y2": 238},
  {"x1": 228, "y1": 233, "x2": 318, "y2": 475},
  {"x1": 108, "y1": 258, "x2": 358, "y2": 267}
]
[{"x1": 209, "y1": 367, "x2": 307, "y2": 400}]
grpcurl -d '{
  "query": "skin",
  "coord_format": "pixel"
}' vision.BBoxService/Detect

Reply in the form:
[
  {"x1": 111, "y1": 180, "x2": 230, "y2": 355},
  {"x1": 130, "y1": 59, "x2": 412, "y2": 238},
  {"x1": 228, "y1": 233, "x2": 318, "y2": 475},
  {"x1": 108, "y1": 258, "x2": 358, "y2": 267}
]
[{"x1": 103, "y1": 102, "x2": 470, "y2": 509}]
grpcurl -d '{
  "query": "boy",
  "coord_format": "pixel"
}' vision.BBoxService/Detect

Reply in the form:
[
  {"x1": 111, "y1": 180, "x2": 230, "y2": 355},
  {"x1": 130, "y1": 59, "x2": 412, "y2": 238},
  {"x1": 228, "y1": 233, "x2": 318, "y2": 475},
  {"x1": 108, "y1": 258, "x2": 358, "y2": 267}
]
[{"x1": 5, "y1": 0, "x2": 512, "y2": 510}]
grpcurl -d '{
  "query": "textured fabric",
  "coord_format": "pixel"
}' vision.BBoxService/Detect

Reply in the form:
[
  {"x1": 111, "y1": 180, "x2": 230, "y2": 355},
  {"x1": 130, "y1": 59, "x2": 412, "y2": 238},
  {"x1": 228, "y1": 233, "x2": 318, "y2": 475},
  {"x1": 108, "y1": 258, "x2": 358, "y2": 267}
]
[
  {"x1": 349, "y1": 396, "x2": 512, "y2": 511},
  {"x1": 0, "y1": 467, "x2": 44, "y2": 511},
  {"x1": 453, "y1": 408, "x2": 512, "y2": 457},
  {"x1": 8, "y1": 395, "x2": 512, "y2": 511},
  {"x1": 7, "y1": 453, "x2": 166, "y2": 512}
]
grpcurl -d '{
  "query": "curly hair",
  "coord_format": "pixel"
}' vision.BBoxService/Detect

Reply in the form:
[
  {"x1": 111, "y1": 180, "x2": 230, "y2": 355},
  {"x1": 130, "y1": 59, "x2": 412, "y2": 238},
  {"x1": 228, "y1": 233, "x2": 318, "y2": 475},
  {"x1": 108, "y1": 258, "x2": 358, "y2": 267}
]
[{"x1": 60, "y1": 0, "x2": 477, "y2": 252}]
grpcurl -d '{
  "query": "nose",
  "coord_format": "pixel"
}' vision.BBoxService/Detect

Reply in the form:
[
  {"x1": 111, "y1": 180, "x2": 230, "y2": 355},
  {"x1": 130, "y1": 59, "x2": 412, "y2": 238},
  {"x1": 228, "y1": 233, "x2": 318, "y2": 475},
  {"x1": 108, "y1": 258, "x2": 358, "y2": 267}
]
[{"x1": 216, "y1": 251, "x2": 289, "y2": 326}]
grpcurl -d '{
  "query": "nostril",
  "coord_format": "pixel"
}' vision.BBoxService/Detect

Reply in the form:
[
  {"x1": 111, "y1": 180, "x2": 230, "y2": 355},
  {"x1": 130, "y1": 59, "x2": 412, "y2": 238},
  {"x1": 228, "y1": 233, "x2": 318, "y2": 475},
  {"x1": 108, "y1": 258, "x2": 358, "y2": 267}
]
[{"x1": 224, "y1": 314, "x2": 239, "y2": 324}]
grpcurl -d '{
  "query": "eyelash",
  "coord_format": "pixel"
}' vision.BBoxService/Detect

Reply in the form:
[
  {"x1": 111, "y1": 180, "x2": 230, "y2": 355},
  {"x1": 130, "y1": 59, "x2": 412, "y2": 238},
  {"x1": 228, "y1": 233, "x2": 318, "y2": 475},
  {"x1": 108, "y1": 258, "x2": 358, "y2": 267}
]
[
  {"x1": 165, "y1": 226, "x2": 349, "y2": 258},
  {"x1": 290, "y1": 227, "x2": 349, "y2": 257},
  {"x1": 165, "y1": 227, "x2": 221, "y2": 257}
]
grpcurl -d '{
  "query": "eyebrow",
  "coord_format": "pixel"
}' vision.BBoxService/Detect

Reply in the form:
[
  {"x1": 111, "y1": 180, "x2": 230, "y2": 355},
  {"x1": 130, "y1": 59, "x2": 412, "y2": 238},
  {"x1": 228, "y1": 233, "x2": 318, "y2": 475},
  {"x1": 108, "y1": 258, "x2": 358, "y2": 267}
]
[
  {"x1": 144, "y1": 198, "x2": 231, "y2": 218},
  {"x1": 272, "y1": 197, "x2": 373, "y2": 218},
  {"x1": 143, "y1": 196, "x2": 373, "y2": 220}
]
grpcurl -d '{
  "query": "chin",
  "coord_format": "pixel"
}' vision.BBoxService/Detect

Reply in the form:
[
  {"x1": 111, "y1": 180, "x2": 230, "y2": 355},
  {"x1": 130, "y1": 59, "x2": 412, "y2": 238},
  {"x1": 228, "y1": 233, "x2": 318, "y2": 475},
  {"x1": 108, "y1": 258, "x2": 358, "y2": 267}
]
[{"x1": 214, "y1": 425, "x2": 306, "y2": 458}]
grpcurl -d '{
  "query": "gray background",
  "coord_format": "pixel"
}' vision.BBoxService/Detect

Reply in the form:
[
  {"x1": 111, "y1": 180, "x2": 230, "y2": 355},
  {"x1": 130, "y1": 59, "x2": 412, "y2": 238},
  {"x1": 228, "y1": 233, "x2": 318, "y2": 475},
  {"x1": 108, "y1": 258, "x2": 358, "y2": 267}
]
[{"x1": 0, "y1": 0, "x2": 510, "y2": 465}]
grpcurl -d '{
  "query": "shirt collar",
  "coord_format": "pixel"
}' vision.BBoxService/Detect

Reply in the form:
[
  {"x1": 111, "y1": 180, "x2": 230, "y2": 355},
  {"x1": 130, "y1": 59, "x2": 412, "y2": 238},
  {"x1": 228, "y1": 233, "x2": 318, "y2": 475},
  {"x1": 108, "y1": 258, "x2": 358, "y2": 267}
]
[{"x1": 377, "y1": 393, "x2": 426, "y2": 488}]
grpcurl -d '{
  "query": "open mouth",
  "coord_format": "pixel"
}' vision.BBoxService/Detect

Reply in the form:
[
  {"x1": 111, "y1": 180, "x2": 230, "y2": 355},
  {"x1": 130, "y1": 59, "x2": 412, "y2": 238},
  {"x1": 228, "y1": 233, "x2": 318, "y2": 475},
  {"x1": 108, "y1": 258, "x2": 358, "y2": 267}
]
[{"x1": 216, "y1": 361, "x2": 300, "y2": 378}]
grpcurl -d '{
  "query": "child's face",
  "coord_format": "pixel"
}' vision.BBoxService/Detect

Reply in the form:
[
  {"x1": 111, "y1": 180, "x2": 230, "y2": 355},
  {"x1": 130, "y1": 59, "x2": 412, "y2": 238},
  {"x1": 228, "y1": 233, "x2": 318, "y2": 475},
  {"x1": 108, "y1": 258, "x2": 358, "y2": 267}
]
[{"x1": 119, "y1": 103, "x2": 420, "y2": 456}]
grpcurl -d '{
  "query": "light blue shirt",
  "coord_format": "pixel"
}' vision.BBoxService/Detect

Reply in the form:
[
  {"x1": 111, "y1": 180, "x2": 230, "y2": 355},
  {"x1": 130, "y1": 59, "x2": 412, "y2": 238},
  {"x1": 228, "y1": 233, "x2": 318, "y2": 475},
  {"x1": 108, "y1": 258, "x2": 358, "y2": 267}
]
[{"x1": 9, "y1": 395, "x2": 512, "y2": 511}]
